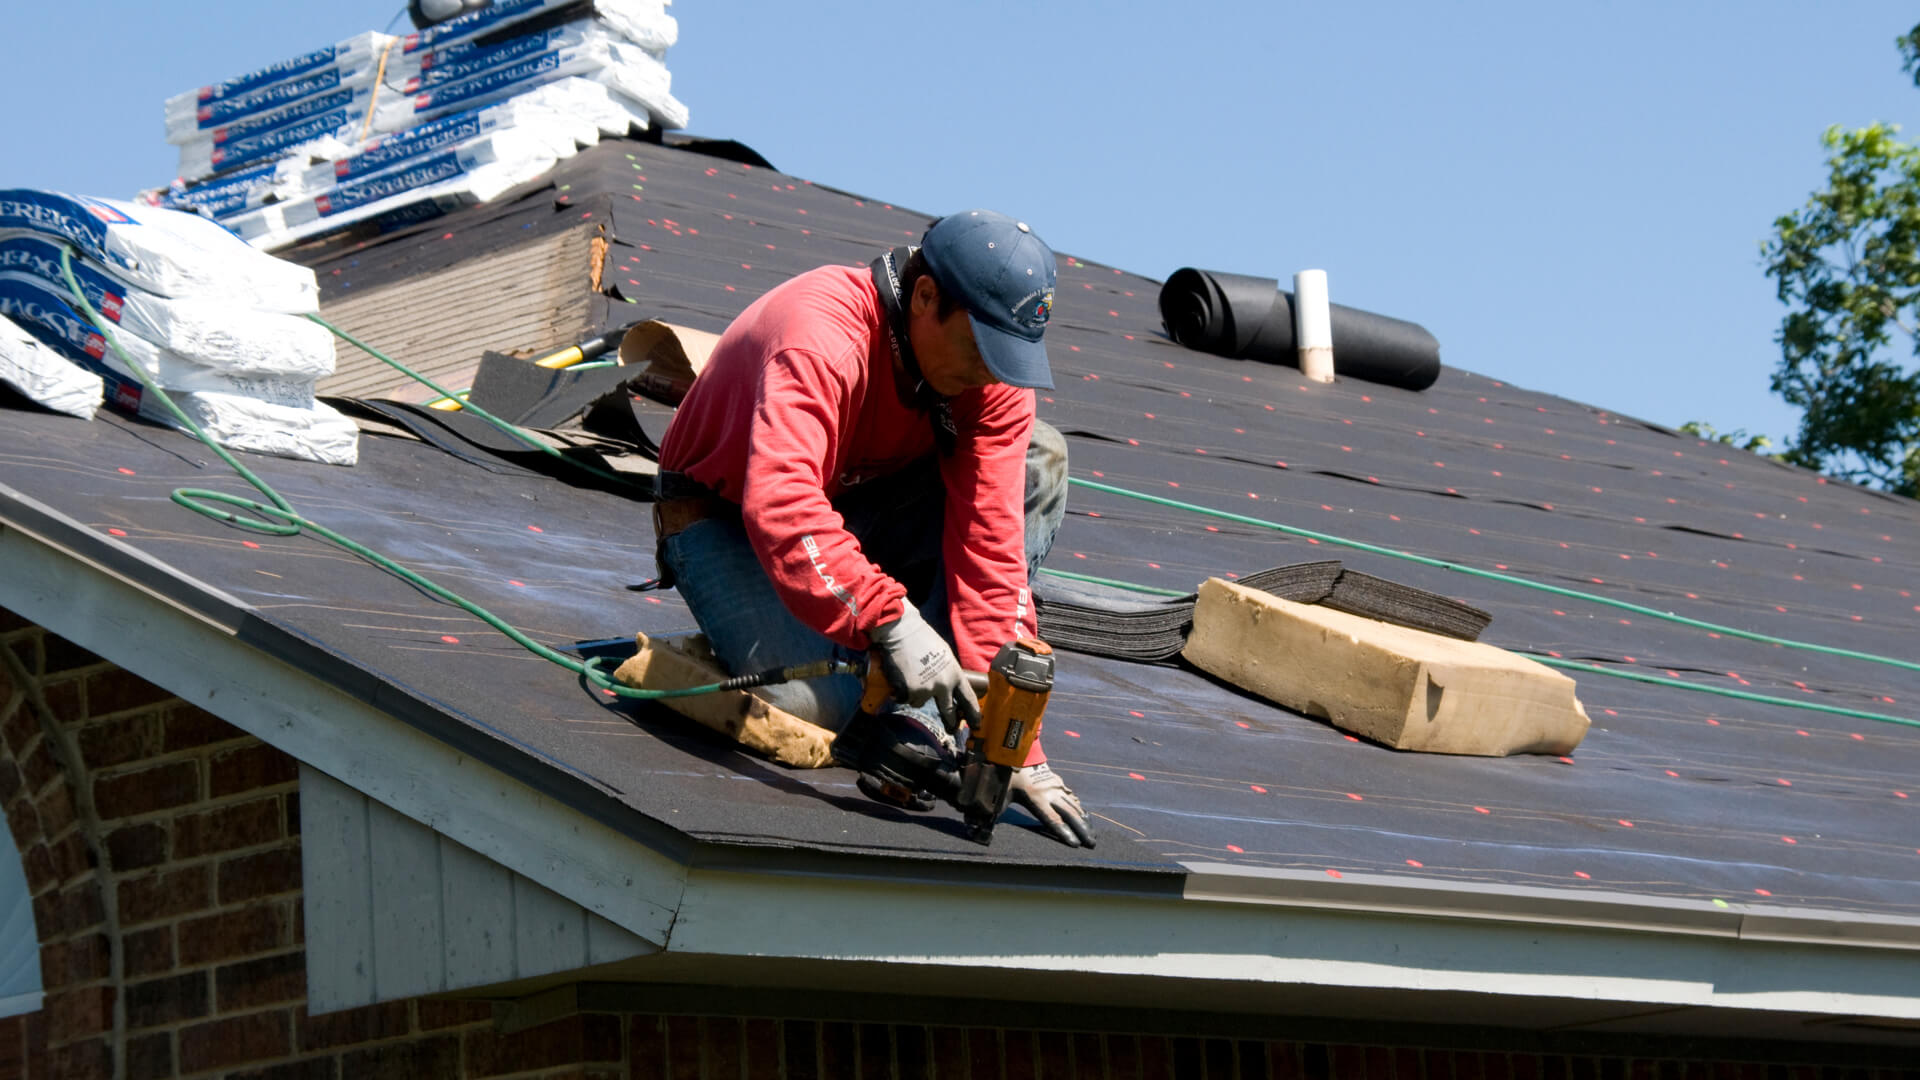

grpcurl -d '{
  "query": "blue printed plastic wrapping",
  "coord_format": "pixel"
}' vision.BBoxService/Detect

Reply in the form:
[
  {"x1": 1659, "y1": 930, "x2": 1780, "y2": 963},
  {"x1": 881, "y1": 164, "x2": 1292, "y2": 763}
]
[
  {"x1": 0, "y1": 191, "x2": 318, "y2": 311},
  {"x1": 0, "y1": 313, "x2": 103, "y2": 420},
  {"x1": 155, "y1": 0, "x2": 686, "y2": 251}
]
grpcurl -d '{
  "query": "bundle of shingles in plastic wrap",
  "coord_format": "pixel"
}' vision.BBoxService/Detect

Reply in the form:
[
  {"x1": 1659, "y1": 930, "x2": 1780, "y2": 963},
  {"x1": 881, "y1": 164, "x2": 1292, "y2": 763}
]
[
  {"x1": 0, "y1": 190, "x2": 356, "y2": 465},
  {"x1": 145, "y1": 0, "x2": 685, "y2": 250}
]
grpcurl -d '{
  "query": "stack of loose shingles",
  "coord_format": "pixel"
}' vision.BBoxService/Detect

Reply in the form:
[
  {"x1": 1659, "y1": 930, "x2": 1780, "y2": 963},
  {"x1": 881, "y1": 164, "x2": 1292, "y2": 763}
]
[
  {"x1": 148, "y1": 0, "x2": 685, "y2": 250},
  {"x1": 1035, "y1": 562, "x2": 1491, "y2": 663}
]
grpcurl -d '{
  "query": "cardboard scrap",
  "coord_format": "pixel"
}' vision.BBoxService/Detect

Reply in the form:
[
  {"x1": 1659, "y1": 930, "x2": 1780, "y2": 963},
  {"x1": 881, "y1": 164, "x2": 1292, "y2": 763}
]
[
  {"x1": 611, "y1": 631, "x2": 837, "y2": 768},
  {"x1": 619, "y1": 319, "x2": 717, "y2": 406},
  {"x1": 1183, "y1": 578, "x2": 1589, "y2": 757}
]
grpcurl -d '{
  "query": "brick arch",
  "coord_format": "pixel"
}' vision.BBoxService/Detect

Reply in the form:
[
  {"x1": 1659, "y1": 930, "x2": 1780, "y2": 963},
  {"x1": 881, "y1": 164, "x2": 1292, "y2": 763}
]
[
  {"x1": 0, "y1": 607, "x2": 312, "y2": 1078},
  {"x1": 0, "y1": 613, "x2": 119, "y2": 1077}
]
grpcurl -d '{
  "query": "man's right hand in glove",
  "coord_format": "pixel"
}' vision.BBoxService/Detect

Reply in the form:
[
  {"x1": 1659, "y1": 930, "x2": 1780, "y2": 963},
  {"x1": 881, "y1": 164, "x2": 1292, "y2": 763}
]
[{"x1": 867, "y1": 603, "x2": 981, "y2": 735}]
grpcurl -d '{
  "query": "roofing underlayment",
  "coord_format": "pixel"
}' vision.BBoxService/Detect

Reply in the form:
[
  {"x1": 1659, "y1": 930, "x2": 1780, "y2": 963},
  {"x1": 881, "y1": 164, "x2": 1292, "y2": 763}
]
[{"x1": 3, "y1": 137, "x2": 1917, "y2": 928}]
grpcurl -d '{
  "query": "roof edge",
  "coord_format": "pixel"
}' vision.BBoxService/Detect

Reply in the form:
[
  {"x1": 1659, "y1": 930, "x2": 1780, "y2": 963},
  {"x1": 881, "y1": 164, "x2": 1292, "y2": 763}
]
[{"x1": 1182, "y1": 862, "x2": 1920, "y2": 951}]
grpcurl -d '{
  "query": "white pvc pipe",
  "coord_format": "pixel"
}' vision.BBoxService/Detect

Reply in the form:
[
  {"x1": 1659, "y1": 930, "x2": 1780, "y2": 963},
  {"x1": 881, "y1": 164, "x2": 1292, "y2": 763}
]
[{"x1": 1293, "y1": 269, "x2": 1335, "y2": 383}]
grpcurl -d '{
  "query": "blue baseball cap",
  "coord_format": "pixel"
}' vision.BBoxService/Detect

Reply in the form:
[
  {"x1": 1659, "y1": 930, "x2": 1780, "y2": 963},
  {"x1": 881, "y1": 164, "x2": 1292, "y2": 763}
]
[{"x1": 920, "y1": 210, "x2": 1057, "y2": 390}]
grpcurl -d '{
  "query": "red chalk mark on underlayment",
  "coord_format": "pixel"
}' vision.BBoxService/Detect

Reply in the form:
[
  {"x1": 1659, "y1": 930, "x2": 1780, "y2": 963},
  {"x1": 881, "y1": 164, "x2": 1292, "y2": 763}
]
[
  {"x1": 1406, "y1": 859, "x2": 1423, "y2": 868},
  {"x1": 1226, "y1": 845, "x2": 1244, "y2": 854},
  {"x1": 440, "y1": 636, "x2": 460, "y2": 644},
  {"x1": 106, "y1": 528, "x2": 126, "y2": 537},
  {"x1": 1062, "y1": 730, "x2": 1080, "y2": 738},
  {"x1": 1474, "y1": 806, "x2": 1490, "y2": 814},
  {"x1": 1325, "y1": 869, "x2": 1343, "y2": 879},
  {"x1": 242, "y1": 541, "x2": 260, "y2": 549},
  {"x1": 527, "y1": 525, "x2": 544, "y2": 533},
  {"x1": 1250, "y1": 785, "x2": 1267, "y2": 793},
  {"x1": 1574, "y1": 871, "x2": 1592, "y2": 879},
  {"x1": 1127, "y1": 772, "x2": 1145, "y2": 781},
  {"x1": 117, "y1": 467, "x2": 135, "y2": 475}
]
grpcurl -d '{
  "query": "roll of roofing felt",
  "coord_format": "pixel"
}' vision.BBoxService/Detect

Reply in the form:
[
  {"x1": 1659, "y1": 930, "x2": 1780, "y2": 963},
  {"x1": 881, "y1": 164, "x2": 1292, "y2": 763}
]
[{"x1": 1159, "y1": 268, "x2": 1442, "y2": 391}]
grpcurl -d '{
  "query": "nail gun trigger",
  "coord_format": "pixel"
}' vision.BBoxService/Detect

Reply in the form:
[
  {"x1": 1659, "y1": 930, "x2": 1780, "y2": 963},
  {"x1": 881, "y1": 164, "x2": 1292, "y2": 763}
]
[{"x1": 856, "y1": 772, "x2": 937, "y2": 812}]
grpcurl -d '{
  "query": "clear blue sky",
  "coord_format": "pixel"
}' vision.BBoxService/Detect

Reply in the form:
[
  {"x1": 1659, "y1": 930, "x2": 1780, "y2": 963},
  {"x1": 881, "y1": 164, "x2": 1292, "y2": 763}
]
[{"x1": 6, "y1": 2, "x2": 1916, "y2": 444}]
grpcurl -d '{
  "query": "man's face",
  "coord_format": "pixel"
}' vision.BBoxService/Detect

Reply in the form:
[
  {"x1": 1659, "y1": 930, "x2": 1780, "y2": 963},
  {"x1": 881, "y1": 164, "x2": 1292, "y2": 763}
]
[{"x1": 908, "y1": 275, "x2": 999, "y2": 397}]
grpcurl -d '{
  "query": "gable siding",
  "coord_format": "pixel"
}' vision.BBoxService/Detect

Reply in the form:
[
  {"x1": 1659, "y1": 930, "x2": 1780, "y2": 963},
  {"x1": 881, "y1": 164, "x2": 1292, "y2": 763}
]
[{"x1": 299, "y1": 765, "x2": 655, "y2": 1015}]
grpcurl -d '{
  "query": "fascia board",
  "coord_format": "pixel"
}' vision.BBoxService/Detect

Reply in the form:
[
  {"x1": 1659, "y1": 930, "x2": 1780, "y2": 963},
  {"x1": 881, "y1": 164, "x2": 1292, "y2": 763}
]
[
  {"x1": 666, "y1": 865, "x2": 1920, "y2": 1021},
  {"x1": 1181, "y1": 865, "x2": 1920, "y2": 952},
  {"x1": 0, "y1": 505, "x2": 687, "y2": 945}
]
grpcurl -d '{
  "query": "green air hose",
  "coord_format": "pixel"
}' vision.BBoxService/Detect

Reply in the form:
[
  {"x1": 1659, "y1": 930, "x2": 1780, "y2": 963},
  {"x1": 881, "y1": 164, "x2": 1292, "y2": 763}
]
[
  {"x1": 58, "y1": 245, "x2": 1911, "y2": 727},
  {"x1": 1527, "y1": 656, "x2": 1920, "y2": 729},
  {"x1": 58, "y1": 248, "x2": 859, "y2": 702},
  {"x1": 1033, "y1": 565, "x2": 1919, "y2": 729},
  {"x1": 1067, "y1": 477, "x2": 1920, "y2": 676},
  {"x1": 1040, "y1": 486, "x2": 1919, "y2": 728}
]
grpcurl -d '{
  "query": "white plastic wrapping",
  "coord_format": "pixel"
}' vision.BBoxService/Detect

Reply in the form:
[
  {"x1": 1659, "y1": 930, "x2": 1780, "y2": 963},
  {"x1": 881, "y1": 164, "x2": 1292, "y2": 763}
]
[
  {"x1": 399, "y1": 0, "x2": 669, "y2": 54},
  {"x1": 148, "y1": 157, "x2": 308, "y2": 218},
  {"x1": 163, "y1": 33, "x2": 394, "y2": 121},
  {"x1": 0, "y1": 191, "x2": 319, "y2": 312},
  {"x1": 0, "y1": 313, "x2": 101, "y2": 420},
  {"x1": 595, "y1": 51, "x2": 686, "y2": 129},
  {"x1": 295, "y1": 109, "x2": 576, "y2": 196},
  {"x1": 516, "y1": 77, "x2": 635, "y2": 140},
  {"x1": 6, "y1": 294, "x2": 352, "y2": 465},
  {"x1": 168, "y1": 392, "x2": 358, "y2": 467},
  {"x1": 0, "y1": 237, "x2": 335, "y2": 378},
  {"x1": 231, "y1": 143, "x2": 561, "y2": 250},
  {"x1": 164, "y1": 51, "x2": 416, "y2": 145},
  {"x1": 160, "y1": 0, "x2": 689, "y2": 253},
  {"x1": 595, "y1": 0, "x2": 678, "y2": 53},
  {"x1": 0, "y1": 273, "x2": 317, "y2": 407}
]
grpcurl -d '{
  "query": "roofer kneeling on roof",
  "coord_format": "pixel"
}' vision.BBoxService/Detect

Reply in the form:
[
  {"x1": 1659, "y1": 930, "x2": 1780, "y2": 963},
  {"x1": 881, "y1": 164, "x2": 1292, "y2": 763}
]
[{"x1": 652, "y1": 210, "x2": 1094, "y2": 848}]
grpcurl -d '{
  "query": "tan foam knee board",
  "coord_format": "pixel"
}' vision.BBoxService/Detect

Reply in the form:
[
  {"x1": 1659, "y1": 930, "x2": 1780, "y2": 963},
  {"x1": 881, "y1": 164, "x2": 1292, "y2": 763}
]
[
  {"x1": 611, "y1": 632, "x2": 837, "y2": 768},
  {"x1": 1183, "y1": 578, "x2": 1589, "y2": 756}
]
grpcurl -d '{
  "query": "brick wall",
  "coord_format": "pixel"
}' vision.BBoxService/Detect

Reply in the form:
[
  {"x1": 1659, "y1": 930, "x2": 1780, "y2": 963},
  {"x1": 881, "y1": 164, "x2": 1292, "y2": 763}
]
[{"x1": 0, "y1": 604, "x2": 1914, "y2": 1080}]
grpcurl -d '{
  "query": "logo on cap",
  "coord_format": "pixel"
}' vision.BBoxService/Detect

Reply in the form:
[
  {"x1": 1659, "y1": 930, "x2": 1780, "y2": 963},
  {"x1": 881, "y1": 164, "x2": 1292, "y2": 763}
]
[{"x1": 1015, "y1": 288, "x2": 1053, "y2": 332}]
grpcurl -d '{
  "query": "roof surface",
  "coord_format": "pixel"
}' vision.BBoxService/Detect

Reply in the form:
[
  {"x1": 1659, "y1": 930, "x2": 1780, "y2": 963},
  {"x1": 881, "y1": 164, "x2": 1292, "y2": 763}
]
[{"x1": 3, "y1": 137, "x2": 1917, "y2": 920}]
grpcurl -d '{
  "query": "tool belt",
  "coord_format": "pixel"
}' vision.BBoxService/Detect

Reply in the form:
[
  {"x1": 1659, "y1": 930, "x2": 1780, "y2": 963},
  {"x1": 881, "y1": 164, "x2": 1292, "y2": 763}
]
[
  {"x1": 647, "y1": 471, "x2": 736, "y2": 590},
  {"x1": 652, "y1": 492, "x2": 736, "y2": 541}
]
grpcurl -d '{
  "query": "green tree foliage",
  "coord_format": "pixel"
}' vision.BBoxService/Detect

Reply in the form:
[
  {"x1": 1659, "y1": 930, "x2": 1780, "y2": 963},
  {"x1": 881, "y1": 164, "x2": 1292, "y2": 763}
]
[
  {"x1": 1677, "y1": 421, "x2": 1773, "y2": 453},
  {"x1": 1761, "y1": 27, "x2": 1920, "y2": 497}
]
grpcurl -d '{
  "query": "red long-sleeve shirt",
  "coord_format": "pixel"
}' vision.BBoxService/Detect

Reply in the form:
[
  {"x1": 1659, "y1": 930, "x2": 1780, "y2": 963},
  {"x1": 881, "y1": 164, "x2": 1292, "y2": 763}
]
[{"x1": 660, "y1": 265, "x2": 1043, "y2": 760}]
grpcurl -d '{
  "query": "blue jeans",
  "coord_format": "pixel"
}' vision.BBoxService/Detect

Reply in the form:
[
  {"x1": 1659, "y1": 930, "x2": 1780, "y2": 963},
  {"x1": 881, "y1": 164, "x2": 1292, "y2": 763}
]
[{"x1": 660, "y1": 421, "x2": 1068, "y2": 731}]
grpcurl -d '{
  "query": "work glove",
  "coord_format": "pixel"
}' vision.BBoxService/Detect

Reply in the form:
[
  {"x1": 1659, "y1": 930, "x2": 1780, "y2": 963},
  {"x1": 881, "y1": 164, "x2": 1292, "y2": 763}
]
[
  {"x1": 867, "y1": 604, "x2": 981, "y2": 735},
  {"x1": 1010, "y1": 762, "x2": 1096, "y2": 848}
]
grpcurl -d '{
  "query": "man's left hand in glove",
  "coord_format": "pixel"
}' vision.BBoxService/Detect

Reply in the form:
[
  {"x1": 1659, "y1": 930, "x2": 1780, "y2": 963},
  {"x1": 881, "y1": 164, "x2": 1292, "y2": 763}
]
[{"x1": 1009, "y1": 762, "x2": 1096, "y2": 848}]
